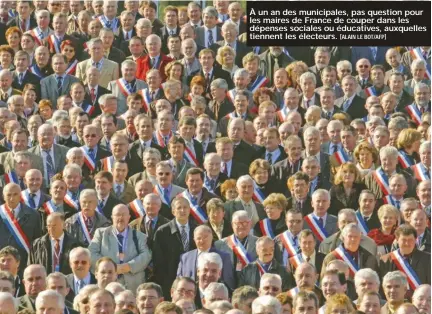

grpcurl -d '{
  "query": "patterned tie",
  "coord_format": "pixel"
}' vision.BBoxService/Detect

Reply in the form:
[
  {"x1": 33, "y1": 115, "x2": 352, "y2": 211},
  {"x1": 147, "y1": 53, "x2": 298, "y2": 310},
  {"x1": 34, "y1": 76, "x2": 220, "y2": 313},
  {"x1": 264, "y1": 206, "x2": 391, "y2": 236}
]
[
  {"x1": 151, "y1": 58, "x2": 155, "y2": 68},
  {"x1": 98, "y1": 199, "x2": 104, "y2": 210},
  {"x1": 90, "y1": 88, "x2": 96, "y2": 103},
  {"x1": 78, "y1": 280, "x2": 85, "y2": 292},
  {"x1": 116, "y1": 185, "x2": 122, "y2": 198},
  {"x1": 396, "y1": 200, "x2": 400, "y2": 209},
  {"x1": 44, "y1": 150, "x2": 55, "y2": 181},
  {"x1": 146, "y1": 219, "x2": 153, "y2": 236},
  {"x1": 57, "y1": 76, "x2": 63, "y2": 93},
  {"x1": 267, "y1": 152, "x2": 272, "y2": 164},
  {"x1": 326, "y1": 111, "x2": 331, "y2": 120},
  {"x1": 332, "y1": 145, "x2": 339, "y2": 154},
  {"x1": 53, "y1": 239, "x2": 60, "y2": 272},
  {"x1": 117, "y1": 233, "x2": 124, "y2": 253},
  {"x1": 181, "y1": 225, "x2": 189, "y2": 251},
  {"x1": 18, "y1": 73, "x2": 23, "y2": 85},
  {"x1": 20, "y1": 19, "x2": 26, "y2": 31},
  {"x1": 88, "y1": 148, "x2": 95, "y2": 160},
  {"x1": 274, "y1": 57, "x2": 280, "y2": 71},
  {"x1": 124, "y1": 31, "x2": 129, "y2": 40},
  {"x1": 342, "y1": 97, "x2": 350, "y2": 111},
  {"x1": 318, "y1": 218, "x2": 324, "y2": 228},
  {"x1": 222, "y1": 162, "x2": 228, "y2": 175},
  {"x1": 29, "y1": 193, "x2": 36, "y2": 209},
  {"x1": 207, "y1": 29, "x2": 214, "y2": 47},
  {"x1": 85, "y1": 216, "x2": 93, "y2": 231},
  {"x1": 19, "y1": 179, "x2": 25, "y2": 190}
]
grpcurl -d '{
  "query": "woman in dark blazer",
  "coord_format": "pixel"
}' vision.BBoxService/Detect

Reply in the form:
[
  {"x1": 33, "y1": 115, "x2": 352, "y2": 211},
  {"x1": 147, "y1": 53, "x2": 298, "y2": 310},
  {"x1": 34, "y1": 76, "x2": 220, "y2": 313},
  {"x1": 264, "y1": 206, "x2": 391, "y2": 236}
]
[
  {"x1": 329, "y1": 162, "x2": 367, "y2": 216},
  {"x1": 254, "y1": 193, "x2": 288, "y2": 238}
]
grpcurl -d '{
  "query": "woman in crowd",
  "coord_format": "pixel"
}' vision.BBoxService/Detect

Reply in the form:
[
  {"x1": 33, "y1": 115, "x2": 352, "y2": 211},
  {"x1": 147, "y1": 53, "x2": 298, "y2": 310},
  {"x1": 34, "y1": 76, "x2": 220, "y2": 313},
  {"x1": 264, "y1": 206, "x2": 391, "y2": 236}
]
[
  {"x1": 397, "y1": 128, "x2": 422, "y2": 169},
  {"x1": 220, "y1": 179, "x2": 238, "y2": 202},
  {"x1": 217, "y1": 46, "x2": 238, "y2": 79},
  {"x1": 22, "y1": 84, "x2": 39, "y2": 117},
  {"x1": 165, "y1": 60, "x2": 189, "y2": 96},
  {"x1": 286, "y1": 61, "x2": 309, "y2": 92},
  {"x1": 5, "y1": 26, "x2": 21, "y2": 53},
  {"x1": 353, "y1": 141, "x2": 379, "y2": 178},
  {"x1": 0, "y1": 45, "x2": 15, "y2": 71},
  {"x1": 367, "y1": 204, "x2": 400, "y2": 256},
  {"x1": 254, "y1": 193, "x2": 287, "y2": 238},
  {"x1": 61, "y1": 40, "x2": 79, "y2": 76}
]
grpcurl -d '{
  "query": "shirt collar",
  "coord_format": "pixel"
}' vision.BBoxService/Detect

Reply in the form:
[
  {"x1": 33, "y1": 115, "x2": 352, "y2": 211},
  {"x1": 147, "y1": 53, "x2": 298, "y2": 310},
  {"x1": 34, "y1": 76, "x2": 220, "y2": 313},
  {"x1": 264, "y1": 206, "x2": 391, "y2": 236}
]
[
  {"x1": 51, "y1": 233, "x2": 65, "y2": 242},
  {"x1": 175, "y1": 220, "x2": 189, "y2": 230}
]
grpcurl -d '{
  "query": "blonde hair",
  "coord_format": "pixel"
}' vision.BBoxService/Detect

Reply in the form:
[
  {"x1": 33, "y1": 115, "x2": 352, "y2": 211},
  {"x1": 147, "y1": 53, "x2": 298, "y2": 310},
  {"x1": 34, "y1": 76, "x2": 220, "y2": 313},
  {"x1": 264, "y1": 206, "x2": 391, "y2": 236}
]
[
  {"x1": 216, "y1": 46, "x2": 236, "y2": 66},
  {"x1": 263, "y1": 193, "x2": 288, "y2": 211},
  {"x1": 334, "y1": 162, "x2": 362, "y2": 185},
  {"x1": 377, "y1": 204, "x2": 400, "y2": 222},
  {"x1": 397, "y1": 128, "x2": 422, "y2": 150}
]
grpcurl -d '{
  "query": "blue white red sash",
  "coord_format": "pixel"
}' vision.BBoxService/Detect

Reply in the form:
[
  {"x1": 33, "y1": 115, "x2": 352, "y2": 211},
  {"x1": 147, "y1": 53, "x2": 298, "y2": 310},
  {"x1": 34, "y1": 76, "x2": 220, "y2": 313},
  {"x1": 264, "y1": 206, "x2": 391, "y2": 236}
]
[
  {"x1": 102, "y1": 156, "x2": 115, "y2": 172},
  {"x1": 287, "y1": 287, "x2": 299, "y2": 297},
  {"x1": 29, "y1": 28, "x2": 44, "y2": 46},
  {"x1": 398, "y1": 150, "x2": 415, "y2": 169},
  {"x1": 29, "y1": 64, "x2": 43, "y2": 78},
  {"x1": 65, "y1": 59, "x2": 78, "y2": 75},
  {"x1": 3, "y1": 171, "x2": 18, "y2": 184},
  {"x1": 117, "y1": 78, "x2": 134, "y2": 97},
  {"x1": 383, "y1": 195, "x2": 400, "y2": 208},
  {"x1": 249, "y1": 76, "x2": 269, "y2": 94},
  {"x1": 256, "y1": 261, "x2": 268, "y2": 276},
  {"x1": 304, "y1": 214, "x2": 328, "y2": 242},
  {"x1": 98, "y1": 16, "x2": 119, "y2": 33},
  {"x1": 226, "y1": 235, "x2": 252, "y2": 267},
  {"x1": 259, "y1": 219, "x2": 275, "y2": 239},
  {"x1": 129, "y1": 199, "x2": 146, "y2": 218},
  {"x1": 276, "y1": 108, "x2": 288, "y2": 122},
  {"x1": 373, "y1": 168, "x2": 391, "y2": 196},
  {"x1": 225, "y1": 112, "x2": 237, "y2": 119},
  {"x1": 333, "y1": 245, "x2": 359, "y2": 277},
  {"x1": 78, "y1": 212, "x2": 92, "y2": 244},
  {"x1": 410, "y1": 48, "x2": 431, "y2": 79},
  {"x1": 64, "y1": 192, "x2": 79, "y2": 210},
  {"x1": 390, "y1": 249, "x2": 421, "y2": 290},
  {"x1": 0, "y1": 205, "x2": 30, "y2": 253},
  {"x1": 8, "y1": 9, "x2": 17, "y2": 18},
  {"x1": 184, "y1": 146, "x2": 199, "y2": 167},
  {"x1": 333, "y1": 149, "x2": 350, "y2": 165},
  {"x1": 81, "y1": 147, "x2": 96, "y2": 172},
  {"x1": 226, "y1": 90, "x2": 236, "y2": 103},
  {"x1": 412, "y1": 163, "x2": 430, "y2": 181},
  {"x1": 364, "y1": 86, "x2": 377, "y2": 97},
  {"x1": 138, "y1": 89, "x2": 151, "y2": 113},
  {"x1": 280, "y1": 231, "x2": 299, "y2": 257},
  {"x1": 289, "y1": 253, "x2": 304, "y2": 268},
  {"x1": 155, "y1": 131, "x2": 172, "y2": 148},
  {"x1": 356, "y1": 211, "x2": 369, "y2": 236},
  {"x1": 153, "y1": 185, "x2": 170, "y2": 206},
  {"x1": 42, "y1": 200, "x2": 57, "y2": 215},
  {"x1": 47, "y1": 35, "x2": 61, "y2": 53},
  {"x1": 180, "y1": 191, "x2": 208, "y2": 224},
  {"x1": 81, "y1": 103, "x2": 95, "y2": 116},
  {"x1": 362, "y1": 115, "x2": 369, "y2": 122},
  {"x1": 252, "y1": 183, "x2": 265, "y2": 203},
  {"x1": 20, "y1": 190, "x2": 36, "y2": 209},
  {"x1": 405, "y1": 104, "x2": 423, "y2": 126}
]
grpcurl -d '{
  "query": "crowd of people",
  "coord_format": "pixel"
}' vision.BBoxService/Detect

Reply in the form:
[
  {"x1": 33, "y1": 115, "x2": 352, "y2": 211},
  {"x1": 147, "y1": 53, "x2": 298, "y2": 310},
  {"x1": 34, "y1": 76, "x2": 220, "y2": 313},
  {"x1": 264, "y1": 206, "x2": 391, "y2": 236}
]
[{"x1": 0, "y1": 1, "x2": 429, "y2": 314}]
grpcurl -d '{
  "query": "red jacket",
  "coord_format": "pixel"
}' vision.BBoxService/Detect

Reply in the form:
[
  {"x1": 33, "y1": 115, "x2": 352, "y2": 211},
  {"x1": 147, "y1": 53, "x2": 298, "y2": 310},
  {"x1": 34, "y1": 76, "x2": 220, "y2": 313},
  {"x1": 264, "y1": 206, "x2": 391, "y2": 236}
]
[{"x1": 136, "y1": 54, "x2": 173, "y2": 82}]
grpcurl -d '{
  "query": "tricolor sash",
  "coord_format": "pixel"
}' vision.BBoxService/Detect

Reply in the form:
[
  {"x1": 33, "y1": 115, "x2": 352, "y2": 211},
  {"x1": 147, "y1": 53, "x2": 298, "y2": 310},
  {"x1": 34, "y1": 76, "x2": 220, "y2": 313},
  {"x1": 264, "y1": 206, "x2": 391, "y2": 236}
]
[
  {"x1": 398, "y1": 150, "x2": 415, "y2": 169},
  {"x1": 47, "y1": 35, "x2": 61, "y2": 53},
  {"x1": 29, "y1": 28, "x2": 44, "y2": 46},
  {"x1": 373, "y1": 168, "x2": 391, "y2": 196},
  {"x1": 289, "y1": 253, "x2": 304, "y2": 268},
  {"x1": 0, "y1": 205, "x2": 30, "y2": 253},
  {"x1": 249, "y1": 76, "x2": 269, "y2": 94},
  {"x1": 412, "y1": 163, "x2": 430, "y2": 181},
  {"x1": 129, "y1": 199, "x2": 146, "y2": 218},
  {"x1": 20, "y1": 190, "x2": 36, "y2": 209},
  {"x1": 102, "y1": 156, "x2": 115, "y2": 172},
  {"x1": 65, "y1": 59, "x2": 78, "y2": 75},
  {"x1": 184, "y1": 146, "x2": 199, "y2": 167},
  {"x1": 333, "y1": 245, "x2": 359, "y2": 277},
  {"x1": 256, "y1": 261, "x2": 268, "y2": 276},
  {"x1": 287, "y1": 287, "x2": 299, "y2": 297},
  {"x1": 304, "y1": 214, "x2": 328, "y2": 242},
  {"x1": 64, "y1": 192, "x2": 79, "y2": 210},
  {"x1": 356, "y1": 211, "x2": 369, "y2": 236},
  {"x1": 405, "y1": 104, "x2": 423, "y2": 126},
  {"x1": 117, "y1": 78, "x2": 134, "y2": 97},
  {"x1": 276, "y1": 109, "x2": 288, "y2": 122},
  {"x1": 364, "y1": 86, "x2": 377, "y2": 97},
  {"x1": 42, "y1": 200, "x2": 57, "y2": 215},
  {"x1": 226, "y1": 90, "x2": 236, "y2": 103},
  {"x1": 333, "y1": 149, "x2": 350, "y2": 165},
  {"x1": 180, "y1": 191, "x2": 208, "y2": 224},
  {"x1": 81, "y1": 147, "x2": 96, "y2": 172},
  {"x1": 29, "y1": 64, "x2": 44, "y2": 78},
  {"x1": 226, "y1": 235, "x2": 252, "y2": 267},
  {"x1": 81, "y1": 103, "x2": 95, "y2": 116},
  {"x1": 4, "y1": 171, "x2": 18, "y2": 184},
  {"x1": 383, "y1": 195, "x2": 399, "y2": 207},
  {"x1": 410, "y1": 48, "x2": 431, "y2": 79},
  {"x1": 138, "y1": 89, "x2": 151, "y2": 113},
  {"x1": 280, "y1": 231, "x2": 299, "y2": 257},
  {"x1": 390, "y1": 249, "x2": 421, "y2": 290},
  {"x1": 78, "y1": 212, "x2": 92, "y2": 244},
  {"x1": 98, "y1": 16, "x2": 119, "y2": 33},
  {"x1": 155, "y1": 131, "x2": 172, "y2": 148},
  {"x1": 252, "y1": 183, "x2": 265, "y2": 204},
  {"x1": 153, "y1": 185, "x2": 170, "y2": 206},
  {"x1": 259, "y1": 219, "x2": 275, "y2": 239}
]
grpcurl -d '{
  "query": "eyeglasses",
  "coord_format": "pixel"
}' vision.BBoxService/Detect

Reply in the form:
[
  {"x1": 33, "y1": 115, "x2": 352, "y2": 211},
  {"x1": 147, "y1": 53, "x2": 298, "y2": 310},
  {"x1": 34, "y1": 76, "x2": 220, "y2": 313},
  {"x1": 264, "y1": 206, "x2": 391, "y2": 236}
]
[
  {"x1": 157, "y1": 172, "x2": 171, "y2": 176},
  {"x1": 358, "y1": 65, "x2": 369, "y2": 68},
  {"x1": 233, "y1": 221, "x2": 249, "y2": 226},
  {"x1": 176, "y1": 288, "x2": 195, "y2": 296},
  {"x1": 50, "y1": 3, "x2": 61, "y2": 6},
  {"x1": 84, "y1": 134, "x2": 97, "y2": 138}
]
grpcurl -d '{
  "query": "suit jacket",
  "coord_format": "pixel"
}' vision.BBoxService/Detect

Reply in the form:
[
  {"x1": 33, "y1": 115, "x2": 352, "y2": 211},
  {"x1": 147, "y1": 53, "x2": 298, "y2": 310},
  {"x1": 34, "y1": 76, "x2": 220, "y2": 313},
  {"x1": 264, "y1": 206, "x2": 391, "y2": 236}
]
[
  {"x1": 0, "y1": 151, "x2": 42, "y2": 176},
  {"x1": 28, "y1": 232, "x2": 80, "y2": 275},
  {"x1": 335, "y1": 94, "x2": 367, "y2": 120},
  {"x1": 114, "y1": 27, "x2": 137, "y2": 50},
  {"x1": 76, "y1": 58, "x2": 119, "y2": 88},
  {"x1": 88, "y1": 226, "x2": 152, "y2": 293},
  {"x1": 28, "y1": 144, "x2": 69, "y2": 184},
  {"x1": 395, "y1": 89, "x2": 414, "y2": 112},
  {"x1": 364, "y1": 169, "x2": 417, "y2": 199},
  {"x1": 114, "y1": 182, "x2": 136, "y2": 204},
  {"x1": 271, "y1": 158, "x2": 303, "y2": 187},
  {"x1": 128, "y1": 140, "x2": 167, "y2": 174},
  {"x1": 259, "y1": 50, "x2": 295, "y2": 86},
  {"x1": 358, "y1": 85, "x2": 390, "y2": 99},
  {"x1": 309, "y1": 65, "x2": 325, "y2": 87},
  {"x1": 99, "y1": 194, "x2": 124, "y2": 219},
  {"x1": 189, "y1": 67, "x2": 234, "y2": 94},
  {"x1": 404, "y1": 78, "x2": 431, "y2": 96},
  {"x1": 351, "y1": 46, "x2": 391, "y2": 69},
  {"x1": 156, "y1": 26, "x2": 181, "y2": 53},
  {"x1": 328, "y1": 183, "x2": 367, "y2": 216},
  {"x1": 84, "y1": 85, "x2": 110, "y2": 113},
  {"x1": 299, "y1": 92, "x2": 321, "y2": 110},
  {"x1": 320, "y1": 106, "x2": 343, "y2": 120},
  {"x1": 233, "y1": 140, "x2": 259, "y2": 167},
  {"x1": 129, "y1": 214, "x2": 170, "y2": 250},
  {"x1": 316, "y1": 85, "x2": 344, "y2": 100},
  {"x1": 286, "y1": 196, "x2": 314, "y2": 216},
  {"x1": 18, "y1": 294, "x2": 37, "y2": 312},
  {"x1": 195, "y1": 26, "x2": 222, "y2": 48},
  {"x1": 12, "y1": 70, "x2": 41, "y2": 98},
  {"x1": 207, "y1": 98, "x2": 235, "y2": 122},
  {"x1": 288, "y1": 251, "x2": 326, "y2": 277},
  {"x1": 7, "y1": 16, "x2": 37, "y2": 31},
  {"x1": 54, "y1": 136, "x2": 80, "y2": 148},
  {"x1": 64, "y1": 211, "x2": 111, "y2": 246},
  {"x1": 257, "y1": 146, "x2": 287, "y2": 165},
  {"x1": 81, "y1": 145, "x2": 112, "y2": 174},
  {"x1": 226, "y1": 160, "x2": 249, "y2": 180},
  {"x1": 322, "y1": 246, "x2": 379, "y2": 280},
  {"x1": 65, "y1": 272, "x2": 97, "y2": 303},
  {"x1": 205, "y1": 219, "x2": 233, "y2": 242},
  {"x1": 384, "y1": 66, "x2": 411, "y2": 84},
  {"x1": 218, "y1": 111, "x2": 255, "y2": 136},
  {"x1": 136, "y1": 54, "x2": 173, "y2": 82},
  {"x1": 211, "y1": 40, "x2": 252, "y2": 67},
  {"x1": 356, "y1": 210, "x2": 381, "y2": 232},
  {"x1": 153, "y1": 219, "x2": 197, "y2": 299},
  {"x1": 107, "y1": 78, "x2": 148, "y2": 115},
  {"x1": 40, "y1": 74, "x2": 79, "y2": 108},
  {"x1": 107, "y1": 47, "x2": 126, "y2": 65},
  {"x1": 254, "y1": 217, "x2": 287, "y2": 237},
  {"x1": 319, "y1": 231, "x2": 378, "y2": 257},
  {"x1": 224, "y1": 199, "x2": 266, "y2": 227},
  {"x1": 304, "y1": 214, "x2": 338, "y2": 239},
  {"x1": 214, "y1": 234, "x2": 258, "y2": 273},
  {"x1": 38, "y1": 202, "x2": 78, "y2": 233},
  {"x1": 177, "y1": 247, "x2": 235, "y2": 290}
]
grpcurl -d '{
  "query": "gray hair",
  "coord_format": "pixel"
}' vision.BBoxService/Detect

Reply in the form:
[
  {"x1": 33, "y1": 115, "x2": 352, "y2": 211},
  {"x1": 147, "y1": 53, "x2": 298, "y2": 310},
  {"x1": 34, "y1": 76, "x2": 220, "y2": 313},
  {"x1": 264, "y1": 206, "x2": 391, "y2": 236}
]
[
  {"x1": 191, "y1": 95, "x2": 207, "y2": 107},
  {"x1": 306, "y1": 105, "x2": 322, "y2": 116},
  {"x1": 419, "y1": 141, "x2": 431, "y2": 154},
  {"x1": 70, "y1": 247, "x2": 91, "y2": 260},
  {"x1": 143, "y1": 147, "x2": 162, "y2": 161},
  {"x1": 121, "y1": 59, "x2": 137, "y2": 71},
  {"x1": 63, "y1": 163, "x2": 82, "y2": 177},
  {"x1": 411, "y1": 59, "x2": 427, "y2": 71},
  {"x1": 232, "y1": 210, "x2": 251, "y2": 222},
  {"x1": 366, "y1": 116, "x2": 385, "y2": 128},
  {"x1": 312, "y1": 189, "x2": 331, "y2": 201},
  {"x1": 354, "y1": 268, "x2": 380, "y2": 288},
  {"x1": 37, "y1": 123, "x2": 54, "y2": 136},
  {"x1": 203, "y1": 6, "x2": 218, "y2": 18},
  {"x1": 114, "y1": 289, "x2": 135, "y2": 304},
  {"x1": 284, "y1": 87, "x2": 299, "y2": 99},
  {"x1": 336, "y1": 60, "x2": 352, "y2": 72},
  {"x1": 208, "y1": 300, "x2": 233, "y2": 312},
  {"x1": 314, "y1": 47, "x2": 330, "y2": 56},
  {"x1": 303, "y1": 126, "x2": 320, "y2": 138},
  {"x1": 204, "y1": 282, "x2": 229, "y2": 300},
  {"x1": 99, "y1": 94, "x2": 117, "y2": 106},
  {"x1": 338, "y1": 208, "x2": 356, "y2": 221},
  {"x1": 79, "y1": 189, "x2": 97, "y2": 201},
  {"x1": 341, "y1": 223, "x2": 361, "y2": 238},
  {"x1": 66, "y1": 147, "x2": 84, "y2": 160},
  {"x1": 36, "y1": 290, "x2": 65, "y2": 311},
  {"x1": 87, "y1": 38, "x2": 103, "y2": 49},
  {"x1": 194, "y1": 225, "x2": 213, "y2": 236},
  {"x1": 414, "y1": 82, "x2": 431, "y2": 94},
  {"x1": 236, "y1": 175, "x2": 254, "y2": 189},
  {"x1": 146, "y1": 34, "x2": 161, "y2": 46},
  {"x1": 211, "y1": 78, "x2": 228, "y2": 90},
  {"x1": 136, "y1": 18, "x2": 152, "y2": 28},
  {"x1": 234, "y1": 68, "x2": 249, "y2": 79},
  {"x1": 388, "y1": 116, "x2": 409, "y2": 131},
  {"x1": 6, "y1": 95, "x2": 23, "y2": 106},
  {"x1": 51, "y1": 110, "x2": 69, "y2": 123},
  {"x1": 197, "y1": 252, "x2": 223, "y2": 271},
  {"x1": 260, "y1": 273, "x2": 282, "y2": 288},
  {"x1": 204, "y1": 152, "x2": 221, "y2": 164},
  {"x1": 221, "y1": 21, "x2": 238, "y2": 33},
  {"x1": 181, "y1": 38, "x2": 197, "y2": 54},
  {"x1": 143, "y1": 193, "x2": 162, "y2": 207},
  {"x1": 379, "y1": 146, "x2": 399, "y2": 160},
  {"x1": 299, "y1": 72, "x2": 317, "y2": 85},
  {"x1": 383, "y1": 271, "x2": 408, "y2": 287},
  {"x1": 0, "y1": 292, "x2": 18, "y2": 311},
  {"x1": 252, "y1": 296, "x2": 282, "y2": 314}
]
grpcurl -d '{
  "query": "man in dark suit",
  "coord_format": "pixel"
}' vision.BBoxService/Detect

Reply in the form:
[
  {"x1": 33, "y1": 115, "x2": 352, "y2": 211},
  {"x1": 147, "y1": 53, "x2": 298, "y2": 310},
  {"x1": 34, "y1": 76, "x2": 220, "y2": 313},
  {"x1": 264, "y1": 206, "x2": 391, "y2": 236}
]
[
  {"x1": 178, "y1": 117, "x2": 204, "y2": 168},
  {"x1": 259, "y1": 47, "x2": 295, "y2": 86},
  {"x1": 285, "y1": 172, "x2": 313, "y2": 216},
  {"x1": 155, "y1": 6, "x2": 181, "y2": 53},
  {"x1": 203, "y1": 153, "x2": 229, "y2": 197},
  {"x1": 65, "y1": 247, "x2": 97, "y2": 303},
  {"x1": 0, "y1": 246, "x2": 25, "y2": 297},
  {"x1": 94, "y1": 171, "x2": 123, "y2": 220},
  {"x1": 308, "y1": 47, "x2": 332, "y2": 88},
  {"x1": 356, "y1": 190, "x2": 381, "y2": 233},
  {"x1": 312, "y1": 46, "x2": 351, "y2": 67},
  {"x1": 114, "y1": 11, "x2": 137, "y2": 50},
  {"x1": 18, "y1": 264, "x2": 46, "y2": 312},
  {"x1": 83, "y1": 67, "x2": 109, "y2": 117},
  {"x1": 12, "y1": 51, "x2": 40, "y2": 98},
  {"x1": 227, "y1": 118, "x2": 258, "y2": 167},
  {"x1": 80, "y1": 124, "x2": 112, "y2": 175},
  {"x1": 380, "y1": 224, "x2": 431, "y2": 289},
  {"x1": 0, "y1": 183, "x2": 42, "y2": 272},
  {"x1": 215, "y1": 137, "x2": 249, "y2": 180},
  {"x1": 21, "y1": 169, "x2": 50, "y2": 210},
  {"x1": 6, "y1": 1, "x2": 37, "y2": 32},
  {"x1": 302, "y1": 157, "x2": 332, "y2": 197},
  {"x1": 208, "y1": 78, "x2": 235, "y2": 122},
  {"x1": 257, "y1": 128, "x2": 287, "y2": 165},
  {"x1": 100, "y1": 28, "x2": 126, "y2": 65},
  {"x1": 319, "y1": 88, "x2": 343, "y2": 120},
  {"x1": 153, "y1": 197, "x2": 197, "y2": 299},
  {"x1": 335, "y1": 76, "x2": 367, "y2": 120},
  {"x1": 177, "y1": 225, "x2": 235, "y2": 290},
  {"x1": 271, "y1": 135, "x2": 303, "y2": 186},
  {"x1": 43, "y1": 13, "x2": 81, "y2": 57},
  {"x1": 195, "y1": 7, "x2": 222, "y2": 48},
  {"x1": 29, "y1": 212, "x2": 80, "y2": 275},
  {"x1": 217, "y1": 92, "x2": 255, "y2": 137},
  {"x1": 388, "y1": 72, "x2": 414, "y2": 112},
  {"x1": 29, "y1": 46, "x2": 53, "y2": 79},
  {"x1": 298, "y1": 72, "x2": 321, "y2": 110},
  {"x1": 351, "y1": 46, "x2": 391, "y2": 69}
]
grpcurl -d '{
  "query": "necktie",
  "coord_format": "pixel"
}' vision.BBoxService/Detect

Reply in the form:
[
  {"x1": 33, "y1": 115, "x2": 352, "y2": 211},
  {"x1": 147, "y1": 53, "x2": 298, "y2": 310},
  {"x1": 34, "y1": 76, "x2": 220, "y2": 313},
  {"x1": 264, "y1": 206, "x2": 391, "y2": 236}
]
[
  {"x1": 267, "y1": 152, "x2": 272, "y2": 163},
  {"x1": 306, "y1": 256, "x2": 311, "y2": 262},
  {"x1": 332, "y1": 145, "x2": 339, "y2": 154},
  {"x1": 205, "y1": 72, "x2": 210, "y2": 89},
  {"x1": 207, "y1": 29, "x2": 214, "y2": 47},
  {"x1": 396, "y1": 200, "x2": 400, "y2": 209},
  {"x1": 18, "y1": 72, "x2": 23, "y2": 85},
  {"x1": 151, "y1": 58, "x2": 155, "y2": 68},
  {"x1": 296, "y1": 200, "x2": 302, "y2": 210},
  {"x1": 293, "y1": 236, "x2": 298, "y2": 248},
  {"x1": 57, "y1": 76, "x2": 63, "y2": 93},
  {"x1": 106, "y1": 20, "x2": 112, "y2": 28},
  {"x1": 151, "y1": 91, "x2": 156, "y2": 101},
  {"x1": 20, "y1": 19, "x2": 26, "y2": 31},
  {"x1": 163, "y1": 188, "x2": 170, "y2": 201},
  {"x1": 209, "y1": 179, "x2": 215, "y2": 191},
  {"x1": 90, "y1": 88, "x2": 96, "y2": 103},
  {"x1": 146, "y1": 219, "x2": 153, "y2": 236},
  {"x1": 44, "y1": 150, "x2": 55, "y2": 181},
  {"x1": 222, "y1": 162, "x2": 228, "y2": 175},
  {"x1": 124, "y1": 31, "x2": 129, "y2": 40},
  {"x1": 29, "y1": 193, "x2": 36, "y2": 209},
  {"x1": 326, "y1": 111, "x2": 331, "y2": 120},
  {"x1": 318, "y1": 218, "x2": 324, "y2": 228},
  {"x1": 78, "y1": 280, "x2": 85, "y2": 292},
  {"x1": 53, "y1": 239, "x2": 60, "y2": 272},
  {"x1": 306, "y1": 99, "x2": 311, "y2": 108},
  {"x1": 116, "y1": 185, "x2": 122, "y2": 198},
  {"x1": 417, "y1": 236, "x2": 422, "y2": 248},
  {"x1": 191, "y1": 195, "x2": 197, "y2": 204},
  {"x1": 98, "y1": 199, "x2": 104, "y2": 209},
  {"x1": 95, "y1": 62, "x2": 100, "y2": 70},
  {"x1": 19, "y1": 179, "x2": 25, "y2": 190},
  {"x1": 342, "y1": 97, "x2": 350, "y2": 111},
  {"x1": 363, "y1": 215, "x2": 369, "y2": 222},
  {"x1": 181, "y1": 225, "x2": 189, "y2": 251},
  {"x1": 88, "y1": 148, "x2": 95, "y2": 160},
  {"x1": 85, "y1": 216, "x2": 93, "y2": 230},
  {"x1": 117, "y1": 234, "x2": 124, "y2": 253},
  {"x1": 420, "y1": 107, "x2": 425, "y2": 114},
  {"x1": 274, "y1": 57, "x2": 280, "y2": 71}
]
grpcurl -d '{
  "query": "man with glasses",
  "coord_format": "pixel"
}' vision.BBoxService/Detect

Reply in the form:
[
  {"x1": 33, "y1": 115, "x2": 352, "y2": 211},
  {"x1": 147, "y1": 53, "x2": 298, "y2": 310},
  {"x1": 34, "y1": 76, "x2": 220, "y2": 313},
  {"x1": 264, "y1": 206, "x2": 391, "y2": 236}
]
[
  {"x1": 89, "y1": 204, "x2": 151, "y2": 294},
  {"x1": 136, "y1": 282, "x2": 164, "y2": 314},
  {"x1": 153, "y1": 161, "x2": 185, "y2": 210},
  {"x1": 335, "y1": 75, "x2": 367, "y2": 120},
  {"x1": 355, "y1": 58, "x2": 372, "y2": 89},
  {"x1": 171, "y1": 277, "x2": 196, "y2": 303}
]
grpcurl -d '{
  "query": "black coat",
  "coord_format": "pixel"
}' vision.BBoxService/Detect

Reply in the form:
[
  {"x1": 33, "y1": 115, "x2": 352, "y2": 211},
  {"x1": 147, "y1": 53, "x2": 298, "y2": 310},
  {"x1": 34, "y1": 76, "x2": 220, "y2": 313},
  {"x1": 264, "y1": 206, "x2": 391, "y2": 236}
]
[
  {"x1": 65, "y1": 273, "x2": 97, "y2": 303},
  {"x1": 99, "y1": 194, "x2": 124, "y2": 220},
  {"x1": 257, "y1": 146, "x2": 288, "y2": 165},
  {"x1": 129, "y1": 214, "x2": 170, "y2": 250},
  {"x1": 208, "y1": 98, "x2": 235, "y2": 122},
  {"x1": 81, "y1": 145, "x2": 112, "y2": 174},
  {"x1": 395, "y1": 89, "x2": 414, "y2": 112},
  {"x1": 271, "y1": 158, "x2": 303, "y2": 187},
  {"x1": 84, "y1": 85, "x2": 110, "y2": 115},
  {"x1": 188, "y1": 67, "x2": 234, "y2": 93},
  {"x1": 233, "y1": 140, "x2": 259, "y2": 167},
  {"x1": 153, "y1": 219, "x2": 197, "y2": 299},
  {"x1": 254, "y1": 217, "x2": 287, "y2": 237},
  {"x1": 128, "y1": 140, "x2": 167, "y2": 173},
  {"x1": 218, "y1": 111, "x2": 255, "y2": 137},
  {"x1": 286, "y1": 196, "x2": 313, "y2": 216},
  {"x1": 54, "y1": 136, "x2": 80, "y2": 148},
  {"x1": 7, "y1": 16, "x2": 37, "y2": 30},
  {"x1": 205, "y1": 219, "x2": 233, "y2": 243},
  {"x1": 107, "y1": 46, "x2": 126, "y2": 65},
  {"x1": 344, "y1": 95, "x2": 367, "y2": 120},
  {"x1": 12, "y1": 71, "x2": 41, "y2": 99},
  {"x1": 329, "y1": 183, "x2": 367, "y2": 216},
  {"x1": 228, "y1": 160, "x2": 249, "y2": 180},
  {"x1": 28, "y1": 232, "x2": 80, "y2": 275}
]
